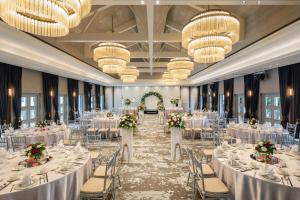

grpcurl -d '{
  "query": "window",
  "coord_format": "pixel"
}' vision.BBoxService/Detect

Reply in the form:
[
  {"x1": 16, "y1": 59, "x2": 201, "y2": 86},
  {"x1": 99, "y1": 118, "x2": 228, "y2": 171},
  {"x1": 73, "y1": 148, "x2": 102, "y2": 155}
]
[
  {"x1": 78, "y1": 95, "x2": 84, "y2": 117},
  {"x1": 58, "y1": 95, "x2": 68, "y2": 123},
  {"x1": 219, "y1": 95, "x2": 225, "y2": 117},
  {"x1": 262, "y1": 94, "x2": 281, "y2": 125},
  {"x1": 235, "y1": 95, "x2": 245, "y2": 123},
  {"x1": 91, "y1": 95, "x2": 95, "y2": 110},
  {"x1": 21, "y1": 94, "x2": 38, "y2": 127}
]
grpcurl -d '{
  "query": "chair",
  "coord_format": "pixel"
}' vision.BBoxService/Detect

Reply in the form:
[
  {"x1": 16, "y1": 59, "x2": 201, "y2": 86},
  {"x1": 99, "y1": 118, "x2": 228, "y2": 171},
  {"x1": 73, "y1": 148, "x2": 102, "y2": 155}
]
[
  {"x1": 193, "y1": 156, "x2": 230, "y2": 200},
  {"x1": 11, "y1": 136, "x2": 27, "y2": 151},
  {"x1": 286, "y1": 123, "x2": 298, "y2": 144},
  {"x1": 0, "y1": 137, "x2": 9, "y2": 150},
  {"x1": 184, "y1": 119, "x2": 193, "y2": 138},
  {"x1": 193, "y1": 119, "x2": 203, "y2": 139},
  {"x1": 80, "y1": 153, "x2": 116, "y2": 200},
  {"x1": 186, "y1": 149, "x2": 215, "y2": 186},
  {"x1": 96, "y1": 119, "x2": 109, "y2": 139},
  {"x1": 108, "y1": 119, "x2": 119, "y2": 139}
]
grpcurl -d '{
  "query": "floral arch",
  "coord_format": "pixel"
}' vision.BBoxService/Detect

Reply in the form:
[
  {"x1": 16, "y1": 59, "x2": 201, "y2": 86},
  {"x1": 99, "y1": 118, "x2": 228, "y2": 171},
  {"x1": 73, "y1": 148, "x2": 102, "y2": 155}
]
[{"x1": 140, "y1": 91, "x2": 163, "y2": 104}]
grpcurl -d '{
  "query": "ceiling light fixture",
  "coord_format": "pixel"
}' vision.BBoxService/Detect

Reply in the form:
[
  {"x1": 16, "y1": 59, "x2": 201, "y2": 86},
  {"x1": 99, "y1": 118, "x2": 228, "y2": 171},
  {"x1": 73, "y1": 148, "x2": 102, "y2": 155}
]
[
  {"x1": 94, "y1": 43, "x2": 130, "y2": 74},
  {"x1": 182, "y1": 10, "x2": 240, "y2": 63},
  {"x1": 0, "y1": 0, "x2": 91, "y2": 37},
  {"x1": 119, "y1": 66, "x2": 139, "y2": 83},
  {"x1": 167, "y1": 58, "x2": 194, "y2": 79}
]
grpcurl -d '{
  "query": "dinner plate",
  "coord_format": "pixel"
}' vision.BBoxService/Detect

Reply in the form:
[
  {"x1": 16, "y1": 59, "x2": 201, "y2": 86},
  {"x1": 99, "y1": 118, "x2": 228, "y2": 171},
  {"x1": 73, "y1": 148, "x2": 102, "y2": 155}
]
[
  {"x1": 259, "y1": 173, "x2": 280, "y2": 182},
  {"x1": 14, "y1": 179, "x2": 38, "y2": 190},
  {"x1": 7, "y1": 177, "x2": 20, "y2": 182}
]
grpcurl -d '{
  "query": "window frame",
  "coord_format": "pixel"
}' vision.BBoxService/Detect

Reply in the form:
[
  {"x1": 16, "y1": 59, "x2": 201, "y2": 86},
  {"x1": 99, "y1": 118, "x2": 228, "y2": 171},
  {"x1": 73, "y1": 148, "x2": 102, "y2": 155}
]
[{"x1": 21, "y1": 94, "x2": 39, "y2": 127}]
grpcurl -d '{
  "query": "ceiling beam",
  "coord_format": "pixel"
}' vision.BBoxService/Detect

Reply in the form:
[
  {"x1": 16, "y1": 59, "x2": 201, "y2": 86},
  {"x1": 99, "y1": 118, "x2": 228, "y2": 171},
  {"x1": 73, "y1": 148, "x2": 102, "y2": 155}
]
[
  {"x1": 83, "y1": 5, "x2": 111, "y2": 19},
  {"x1": 166, "y1": 20, "x2": 183, "y2": 32},
  {"x1": 129, "y1": 62, "x2": 168, "y2": 68},
  {"x1": 58, "y1": 33, "x2": 181, "y2": 43},
  {"x1": 146, "y1": 0, "x2": 154, "y2": 75},
  {"x1": 92, "y1": 0, "x2": 300, "y2": 5}
]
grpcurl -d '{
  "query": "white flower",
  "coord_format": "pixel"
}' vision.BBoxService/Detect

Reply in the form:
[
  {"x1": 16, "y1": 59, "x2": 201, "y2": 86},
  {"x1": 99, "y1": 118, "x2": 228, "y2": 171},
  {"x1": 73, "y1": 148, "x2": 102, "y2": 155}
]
[
  {"x1": 258, "y1": 141, "x2": 263, "y2": 146},
  {"x1": 261, "y1": 147, "x2": 268, "y2": 152}
]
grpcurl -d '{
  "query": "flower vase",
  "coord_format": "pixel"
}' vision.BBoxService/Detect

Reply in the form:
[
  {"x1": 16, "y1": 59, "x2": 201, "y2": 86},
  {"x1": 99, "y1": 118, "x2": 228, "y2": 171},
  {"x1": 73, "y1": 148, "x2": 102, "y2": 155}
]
[
  {"x1": 256, "y1": 152, "x2": 272, "y2": 164},
  {"x1": 170, "y1": 128, "x2": 183, "y2": 161},
  {"x1": 120, "y1": 128, "x2": 134, "y2": 162}
]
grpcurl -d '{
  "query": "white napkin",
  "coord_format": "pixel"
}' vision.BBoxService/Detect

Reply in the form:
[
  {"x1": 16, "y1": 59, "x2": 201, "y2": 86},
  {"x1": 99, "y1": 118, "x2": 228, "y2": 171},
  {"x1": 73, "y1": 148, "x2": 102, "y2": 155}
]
[
  {"x1": 260, "y1": 164, "x2": 274, "y2": 175},
  {"x1": 291, "y1": 145, "x2": 299, "y2": 152},
  {"x1": 57, "y1": 140, "x2": 64, "y2": 148}
]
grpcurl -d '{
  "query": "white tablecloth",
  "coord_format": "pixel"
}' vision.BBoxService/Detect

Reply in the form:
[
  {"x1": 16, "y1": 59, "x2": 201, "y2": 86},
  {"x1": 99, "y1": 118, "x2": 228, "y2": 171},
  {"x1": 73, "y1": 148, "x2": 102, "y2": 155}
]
[
  {"x1": 212, "y1": 147, "x2": 300, "y2": 200},
  {"x1": 183, "y1": 117, "x2": 209, "y2": 129},
  {"x1": 120, "y1": 107, "x2": 138, "y2": 115},
  {"x1": 193, "y1": 111, "x2": 218, "y2": 119},
  {"x1": 0, "y1": 147, "x2": 92, "y2": 200},
  {"x1": 165, "y1": 107, "x2": 184, "y2": 116},
  {"x1": 121, "y1": 128, "x2": 133, "y2": 162},
  {"x1": 226, "y1": 124, "x2": 286, "y2": 144},
  {"x1": 170, "y1": 128, "x2": 182, "y2": 160}
]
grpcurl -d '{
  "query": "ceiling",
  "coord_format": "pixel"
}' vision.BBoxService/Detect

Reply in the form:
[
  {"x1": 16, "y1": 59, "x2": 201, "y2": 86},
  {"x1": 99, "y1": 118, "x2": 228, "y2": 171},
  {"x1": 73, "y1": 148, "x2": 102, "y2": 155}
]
[
  {"x1": 1, "y1": 0, "x2": 300, "y2": 86},
  {"x1": 36, "y1": 0, "x2": 300, "y2": 81}
]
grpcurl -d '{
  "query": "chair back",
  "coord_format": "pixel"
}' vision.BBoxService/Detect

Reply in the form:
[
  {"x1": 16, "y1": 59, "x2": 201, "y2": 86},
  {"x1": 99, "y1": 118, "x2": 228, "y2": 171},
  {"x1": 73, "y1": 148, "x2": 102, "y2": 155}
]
[
  {"x1": 103, "y1": 154, "x2": 116, "y2": 191},
  {"x1": 86, "y1": 133, "x2": 101, "y2": 144},
  {"x1": 11, "y1": 136, "x2": 26, "y2": 151},
  {"x1": 0, "y1": 137, "x2": 9, "y2": 150},
  {"x1": 193, "y1": 155, "x2": 206, "y2": 192},
  {"x1": 186, "y1": 148, "x2": 195, "y2": 173},
  {"x1": 287, "y1": 123, "x2": 297, "y2": 137},
  {"x1": 185, "y1": 119, "x2": 193, "y2": 129}
]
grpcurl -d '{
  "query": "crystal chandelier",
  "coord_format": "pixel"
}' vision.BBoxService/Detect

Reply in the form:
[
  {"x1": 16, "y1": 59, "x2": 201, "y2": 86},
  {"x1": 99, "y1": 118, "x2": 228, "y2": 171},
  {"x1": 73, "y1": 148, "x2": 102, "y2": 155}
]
[
  {"x1": 167, "y1": 58, "x2": 194, "y2": 80},
  {"x1": 162, "y1": 72, "x2": 178, "y2": 84},
  {"x1": 119, "y1": 66, "x2": 139, "y2": 83},
  {"x1": 94, "y1": 43, "x2": 130, "y2": 74},
  {"x1": 0, "y1": 0, "x2": 91, "y2": 37},
  {"x1": 182, "y1": 10, "x2": 240, "y2": 63}
]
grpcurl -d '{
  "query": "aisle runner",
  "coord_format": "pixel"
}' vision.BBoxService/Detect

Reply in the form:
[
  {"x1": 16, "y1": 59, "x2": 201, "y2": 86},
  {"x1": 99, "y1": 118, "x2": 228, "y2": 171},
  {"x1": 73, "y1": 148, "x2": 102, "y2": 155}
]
[{"x1": 117, "y1": 114, "x2": 192, "y2": 199}]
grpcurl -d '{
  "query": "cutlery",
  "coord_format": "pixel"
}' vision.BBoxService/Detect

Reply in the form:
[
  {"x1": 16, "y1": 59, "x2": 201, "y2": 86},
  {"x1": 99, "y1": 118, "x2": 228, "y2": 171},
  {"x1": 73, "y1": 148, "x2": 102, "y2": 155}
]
[
  {"x1": 10, "y1": 184, "x2": 15, "y2": 192},
  {"x1": 280, "y1": 177, "x2": 285, "y2": 185},
  {"x1": 285, "y1": 176, "x2": 293, "y2": 187}
]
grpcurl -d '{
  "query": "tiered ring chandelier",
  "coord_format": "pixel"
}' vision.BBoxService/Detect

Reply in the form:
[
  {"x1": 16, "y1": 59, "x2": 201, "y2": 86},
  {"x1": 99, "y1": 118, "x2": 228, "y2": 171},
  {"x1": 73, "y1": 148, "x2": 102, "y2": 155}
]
[
  {"x1": 167, "y1": 58, "x2": 194, "y2": 80},
  {"x1": 93, "y1": 43, "x2": 130, "y2": 74},
  {"x1": 182, "y1": 10, "x2": 240, "y2": 63},
  {"x1": 162, "y1": 72, "x2": 177, "y2": 85},
  {"x1": 0, "y1": 0, "x2": 91, "y2": 37},
  {"x1": 119, "y1": 66, "x2": 139, "y2": 83}
]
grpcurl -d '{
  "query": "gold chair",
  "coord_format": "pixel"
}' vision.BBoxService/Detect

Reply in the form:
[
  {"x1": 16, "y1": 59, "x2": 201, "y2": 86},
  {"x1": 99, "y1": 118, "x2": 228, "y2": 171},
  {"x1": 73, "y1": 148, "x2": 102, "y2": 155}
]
[{"x1": 193, "y1": 156, "x2": 230, "y2": 200}]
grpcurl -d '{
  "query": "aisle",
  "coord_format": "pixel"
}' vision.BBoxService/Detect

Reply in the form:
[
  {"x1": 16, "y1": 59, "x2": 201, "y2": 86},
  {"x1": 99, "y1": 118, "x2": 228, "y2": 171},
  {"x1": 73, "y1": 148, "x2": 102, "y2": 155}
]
[{"x1": 117, "y1": 114, "x2": 192, "y2": 199}]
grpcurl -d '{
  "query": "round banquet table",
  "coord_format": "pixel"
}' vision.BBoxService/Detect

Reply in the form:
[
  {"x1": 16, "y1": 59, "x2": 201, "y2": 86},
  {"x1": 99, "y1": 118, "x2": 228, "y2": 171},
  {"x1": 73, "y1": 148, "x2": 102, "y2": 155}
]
[
  {"x1": 164, "y1": 107, "x2": 184, "y2": 116},
  {"x1": 193, "y1": 111, "x2": 218, "y2": 119},
  {"x1": 0, "y1": 147, "x2": 92, "y2": 200},
  {"x1": 183, "y1": 117, "x2": 209, "y2": 129},
  {"x1": 212, "y1": 147, "x2": 300, "y2": 200},
  {"x1": 226, "y1": 124, "x2": 287, "y2": 144}
]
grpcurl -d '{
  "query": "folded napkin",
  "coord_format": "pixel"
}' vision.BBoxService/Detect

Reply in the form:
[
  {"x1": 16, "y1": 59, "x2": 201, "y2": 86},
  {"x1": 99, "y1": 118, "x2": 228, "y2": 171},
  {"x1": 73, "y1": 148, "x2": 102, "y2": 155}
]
[
  {"x1": 57, "y1": 140, "x2": 64, "y2": 148},
  {"x1": 260, "y1": 164, "x2": 274, "y2": 175},
  {"x1": 21, "y1": 172, "x2": 32, "y2": 186},
  {"x1": 291, "y1": 145, "x2": 299, "y2": 153}
]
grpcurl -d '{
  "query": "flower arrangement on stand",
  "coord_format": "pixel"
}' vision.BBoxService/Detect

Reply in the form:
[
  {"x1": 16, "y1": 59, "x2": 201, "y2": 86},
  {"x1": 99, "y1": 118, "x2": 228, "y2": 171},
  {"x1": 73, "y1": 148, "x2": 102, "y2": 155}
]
[
  {"x1": 119, "y1": 114, "x2": 137, "y2": 129},
  {"x1": 168, "y1": 112, "x2": 185, "y2": 129},
  {"x1": 254, "y1": 141, "x2": 276, "y2": 163},
  {"x1": 187, "y1": 112, "x2": 193, "y2": 117},
  {"x1": 106, "y1": 112, "x2": 114, "y2": 118},
  {"x1": 157, "y1": 102, "x2": 165, "y2": 111},
  {"x1": 124, "y1": 98, "x2": 132, "y2": 106},
  {"x1": 138, "y1": 103, "x2": 146, "y2": 111},
  {"x1": 170, "y1": 98, "x2": 179, "y2": 107},
  {"x1": 202, "y1": 107, "x2": 208, "y2": 112},
  {"x1": 24, "y1": 143, "x2": 46, "y2": 167}
]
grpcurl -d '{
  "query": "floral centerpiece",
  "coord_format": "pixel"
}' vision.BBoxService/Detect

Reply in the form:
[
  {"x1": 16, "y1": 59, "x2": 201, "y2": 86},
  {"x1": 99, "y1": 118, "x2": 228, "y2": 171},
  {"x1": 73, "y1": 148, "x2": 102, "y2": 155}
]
[
  {"x1": 168, "y1": 112, "x2": 185, "y2": 129},
  {"x1": 249, "y1": 118, "x2": 258, "y2": 129},
  {"x1": 187, "y1": 112, "x2": 193, "y2": 117},
  {"x1": 119, "y1": 113, "x2": 137, "y2": 129},
  {"x1": 157, "y1": 102, "x2": 165, "y2": 111},
  {"x1": 24, "y1": 143, "x2": 46, "y2": 167},
  {"x1": 170, "y1": 98, "x2": 179, "y2": 106},
  {"x1": 254, "y1": 141, "x2": 276, "y2": 163},
  {"x1": 35, "y1": 121, "x2": 48, "y2": 131},
  {"x1": 138, "y1": 103, "x2": 146, "y2": 111},
  {"x1": 106, "y1": 112, "x2": 114, "y2": 118},
  {"x1": 202, "y1": 107, "x2": 208, "y2": 112},
  {"x1": 124, "y1": 98, "x2": 131, "y2": 106}
]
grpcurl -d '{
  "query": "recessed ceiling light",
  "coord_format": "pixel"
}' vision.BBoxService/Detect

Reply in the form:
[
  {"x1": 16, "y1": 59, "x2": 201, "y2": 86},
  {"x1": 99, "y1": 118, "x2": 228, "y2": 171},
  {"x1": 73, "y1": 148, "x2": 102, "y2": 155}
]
[
  {"x1": 156, "y1": 0, "x2": 160, "y2": 4},
  {"x1": 257, "y1": 0, "x2": 261, "y2": 5},
  {"x1": 242, "y1": 0, "x2": 246, "y2": 4},
  {"x1": 140, "y1": 0, "x2": 145, "y2": 5}
]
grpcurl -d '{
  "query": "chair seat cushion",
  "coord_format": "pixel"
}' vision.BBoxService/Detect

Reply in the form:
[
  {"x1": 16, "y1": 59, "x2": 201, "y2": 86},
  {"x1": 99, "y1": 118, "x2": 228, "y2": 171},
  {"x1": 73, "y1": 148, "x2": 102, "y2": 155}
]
[
  {"x1": 110, "y1": 128, "x2": 119, "y2": 132},
  {"x1": 185, "y1": 128, "x2": 192, "y2": 131},
  {"x1": 202, "y1": 128, "x2": 213, "y2": 132},
  {"x1": 202, "y1": 149, "x2": 213, "y2": 156},
  {"x1": 98, "y1": 128, "x2": 109, "y2": 132},
  {"x1": 90, "y1": 151, "x2": 100, "y2": 160},
  {"x1": 194, "y1": 128, "x2": 202, "y2": 131},
  {"x1": 80, "y1": 177, "x2": 111, "y2": 193},
  {"x1": 87, "y1": 128, "x2": 97, "y2": 132},
  {"x1": 94, "y1": 165, "x2": 106, "y2": 177},
  {"x1": 190, "y1": 164, "x2": 214, "y2": 175},
  {"x1": 197, "y1": 177, "x2": 229, "y2": 193}
]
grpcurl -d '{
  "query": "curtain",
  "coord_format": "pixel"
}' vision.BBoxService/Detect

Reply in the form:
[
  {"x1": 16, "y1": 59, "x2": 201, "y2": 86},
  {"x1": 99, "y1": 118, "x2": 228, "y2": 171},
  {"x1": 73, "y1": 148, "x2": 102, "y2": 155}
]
[
  {"x1": 9, "y1": 66, "x2": 22, "y2": 128},
  {"x1": 291, "y1": 64, "x2": 300, "y2": 138},
  {"x1": 102, "y1": 86, "x2": 106, "y2": 110},
  {"x1": 224, "y1": 78, "x2": 234, "y2": 118},
  {"x1": 244, "y1": 74, "x2": 261, "y2": 119},
  {"x1": 84, "y1": 82, "x2": 92, "y2": 111},
  {"x1": 95, "y1": 85, "x2": 101, "y2": 109},
  {"x1": 210, "y1": 82, "x2": 219, "y2": 111},
  {"x1": 0, "y1": 65, "x2": 9, "y2": 125},
  {"x1": 197, "y1": 86, "x2": 200, "y2": 110},
  {"x1": 278, "y1": 67, "x2": 290, "y2": 128},
  {"x1": 202, "y1": 84, "x2": 208, "y2": 110},
  {"x1": 67, "y1": 79, "x2": 78, "y2": 120},
  {"x1": 42, "y1": 73, "x2": 59, "y2": 122}
]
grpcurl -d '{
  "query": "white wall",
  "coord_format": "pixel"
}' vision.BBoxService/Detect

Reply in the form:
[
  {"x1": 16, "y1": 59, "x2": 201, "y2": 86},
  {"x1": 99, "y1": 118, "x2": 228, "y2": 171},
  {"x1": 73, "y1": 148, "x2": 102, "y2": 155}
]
[
  {"x1": 180, "y1": 87, "x2": 189, "y2": 111},
  {"x1": 234, "y1": 76, "x2": 244, "y2": 94},
  {"x1": 22, "y1": 68, "x2": 42, "y2": 94},
  {"x1": 104, "y1": 87, "x2": 113, "y2": 111},
  {"x1": 190, "y1": 87, "x2": 198, "y2": 111}
]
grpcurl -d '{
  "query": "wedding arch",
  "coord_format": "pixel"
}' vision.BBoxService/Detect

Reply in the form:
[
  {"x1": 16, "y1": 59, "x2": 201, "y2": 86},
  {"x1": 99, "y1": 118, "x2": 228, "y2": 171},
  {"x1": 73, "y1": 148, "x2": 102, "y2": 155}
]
[{"x1": 141, "y1": 91, "x2": 163, "y2": 104}]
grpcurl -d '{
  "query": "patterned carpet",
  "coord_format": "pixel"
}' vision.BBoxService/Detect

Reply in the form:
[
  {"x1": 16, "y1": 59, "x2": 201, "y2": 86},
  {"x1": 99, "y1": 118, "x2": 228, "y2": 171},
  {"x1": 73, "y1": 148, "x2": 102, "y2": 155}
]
[{"x1": 116, "y1": 114, "x2": 215, "y2": 200}]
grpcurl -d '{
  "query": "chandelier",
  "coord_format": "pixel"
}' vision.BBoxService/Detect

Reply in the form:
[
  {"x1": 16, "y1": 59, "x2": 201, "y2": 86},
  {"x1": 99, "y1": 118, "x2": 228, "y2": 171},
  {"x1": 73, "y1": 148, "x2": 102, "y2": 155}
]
[
  {"x1": 182, "y1": 10, "x2": 240, "y2": 63},
  {"x1": 119, "y1": 66, "x2": 139, "y2": 83},
  {"x1": 0, "y1": 0, "x2": 91, "y2": 37},
  {"x1": 167, "y1": 58, "x2": 194, "y2": 80},
  {"x1": 94, "y1": 43, "x2": 130, "y2": 74},
  {"x1": 162, "y1": 72, "x2": 179, "y2": 85}
]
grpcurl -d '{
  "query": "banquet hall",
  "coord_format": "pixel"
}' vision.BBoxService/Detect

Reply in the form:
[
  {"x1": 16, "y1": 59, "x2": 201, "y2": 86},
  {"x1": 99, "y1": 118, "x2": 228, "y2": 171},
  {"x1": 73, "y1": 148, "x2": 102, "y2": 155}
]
[{"x1": 0, "y1": 0, "x2": 300, "y2": 199}]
